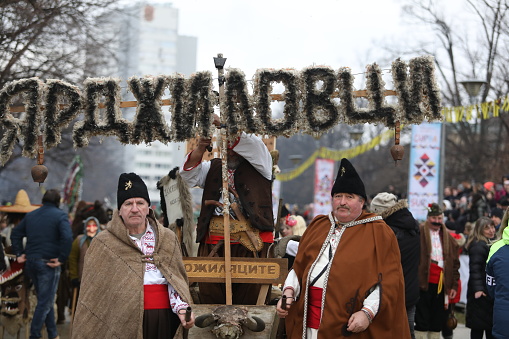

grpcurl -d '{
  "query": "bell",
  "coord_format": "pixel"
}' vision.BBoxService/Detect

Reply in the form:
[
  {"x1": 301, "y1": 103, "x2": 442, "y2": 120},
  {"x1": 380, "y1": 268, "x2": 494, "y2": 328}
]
[
  {"x1": 390, "y1": 145, "x2": 404, "y2": 165},
  {"x1": 31, "y1": 164, "x2": 48, "y2": 184}
]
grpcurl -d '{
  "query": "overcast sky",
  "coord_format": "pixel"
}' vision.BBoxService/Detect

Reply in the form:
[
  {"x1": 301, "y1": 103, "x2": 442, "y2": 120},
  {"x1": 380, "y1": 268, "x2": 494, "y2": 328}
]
[{"x1": 165, "y1": 0, "x2": 468, "y2": 81}]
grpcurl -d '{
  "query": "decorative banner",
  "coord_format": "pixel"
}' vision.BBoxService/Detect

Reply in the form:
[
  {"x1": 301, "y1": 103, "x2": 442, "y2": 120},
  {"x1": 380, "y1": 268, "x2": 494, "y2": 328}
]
[
  {"x1": 0, "y1": 56, "x2": 442, "y2": 165},
  {"x1": 62, "y1": 155, "x2": 84, "y2": 213},
  {"x1": 313, "y1": 158, "x2": 335, "y2": 218},
  {"x1": 407, "y1": 123, "x2": 442, "y2": 221},
  {"x1": 276, "y1": 128, "x2": 394, "y2": 182},
  {"x1": 441, "y1": 96, "x2": 509, "y2": 123}
]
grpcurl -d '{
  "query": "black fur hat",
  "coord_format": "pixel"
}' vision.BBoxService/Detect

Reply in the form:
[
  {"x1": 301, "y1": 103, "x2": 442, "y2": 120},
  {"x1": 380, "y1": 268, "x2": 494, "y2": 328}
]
[
  {"x1": 330, "y1": 158, "x2": 366, "y2": 200},
  {"x1": 117, "y1": 173, "x2": 150, "y2": 209}
]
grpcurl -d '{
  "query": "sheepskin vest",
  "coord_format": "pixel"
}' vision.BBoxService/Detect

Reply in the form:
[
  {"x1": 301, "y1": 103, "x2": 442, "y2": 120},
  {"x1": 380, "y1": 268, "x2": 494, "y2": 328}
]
[{"x1": 196, "y1": 158, "x2": 274, "y2": 242}]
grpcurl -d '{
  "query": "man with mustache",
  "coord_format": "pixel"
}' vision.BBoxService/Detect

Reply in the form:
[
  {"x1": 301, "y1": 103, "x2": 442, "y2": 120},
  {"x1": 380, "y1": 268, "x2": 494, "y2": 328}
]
[
  {"x1": 414, "y1": 203, "x2": 460, "y2": 339},
  {"x1": 276, "y1": 158, "x2": 409, "y2": 338}
]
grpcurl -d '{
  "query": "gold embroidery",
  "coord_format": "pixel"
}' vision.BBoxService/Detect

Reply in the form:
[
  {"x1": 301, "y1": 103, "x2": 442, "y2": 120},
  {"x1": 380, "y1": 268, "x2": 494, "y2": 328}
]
[
  {"x1": 340, "y1": 167, "x2": 345, "y2": 176},
  {"x1": 125, "y1": 180, "x2": 132, "y2": 190}
]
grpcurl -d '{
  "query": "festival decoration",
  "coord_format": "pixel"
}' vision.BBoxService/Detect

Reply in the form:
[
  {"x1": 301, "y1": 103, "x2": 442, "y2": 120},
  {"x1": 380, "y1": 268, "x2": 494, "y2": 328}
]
[
  {"x1": 31, "y1": 135, "x2": 48, "y2": 184},
  {"x1": 224, "y1": 68, "x2": 257, "y2": 136},
  {"x1": 390, "y1": 121, "x2": 404, "y2": 165},
  {"x1": 72, "y1": 78, "x2": 131, "y2": 148},
  {"x1": 1, "y1": 56, "x2": 443, "y2": 165},
  {"x1": 340, "y1": 64, "x2": 396, "y2": 127},
  {"x1": 302, "y1": 67, "x2": 341, "y2": 136},
  {"x1": 128, "y1": 75, "x2": 172, "y2": 144},
  {"x1": 276, "y1": 128, "x2": 395, "y2": 182},
  {"x1": 44, "y1": 79, "x2": 82, "y2": 149},
  {"x1": 0, "y1": 78, "x2": 43, "y2": 164},
  {"x1": 254, "y1": 68, "x2": 300, "y2": 137}
]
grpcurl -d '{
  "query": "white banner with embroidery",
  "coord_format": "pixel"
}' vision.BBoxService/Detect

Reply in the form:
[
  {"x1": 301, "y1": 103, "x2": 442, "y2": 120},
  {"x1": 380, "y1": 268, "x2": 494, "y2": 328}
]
[
  {"x1": 313, "y1": 158, "x2": 335, "y2": 218},
  {"x1": 407, "y1": 123, "x2": 442, "y2": 221}
]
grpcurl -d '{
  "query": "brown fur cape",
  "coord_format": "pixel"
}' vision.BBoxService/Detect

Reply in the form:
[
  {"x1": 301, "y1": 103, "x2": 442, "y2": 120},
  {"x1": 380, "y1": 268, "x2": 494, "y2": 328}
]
[
  {"x1": 71, "y1": 209, "x2": 192, "y2": 339},
  {"x1": 286, "y1": 212, "x2": 410, "y2": 338}
]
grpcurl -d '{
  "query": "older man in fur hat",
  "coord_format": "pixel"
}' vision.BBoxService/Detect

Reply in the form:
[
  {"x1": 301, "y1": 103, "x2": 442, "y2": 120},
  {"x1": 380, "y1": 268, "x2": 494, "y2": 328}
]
[
  {"x1": 276, "y1": 158, "x2": 409, "y2": 339},
  {"x1": 72, "y1": 173, "x2": 194, "y2": 339},
  {"x1": 414, "y1": 203, "x2": 460, "y2": 339}
]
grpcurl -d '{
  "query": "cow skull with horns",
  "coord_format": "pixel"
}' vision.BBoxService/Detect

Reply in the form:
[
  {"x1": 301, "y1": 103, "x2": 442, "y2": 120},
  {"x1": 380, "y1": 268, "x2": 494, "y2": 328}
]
[{"x1": 195, "y1": 305, "x2": 266, "y2": 339}]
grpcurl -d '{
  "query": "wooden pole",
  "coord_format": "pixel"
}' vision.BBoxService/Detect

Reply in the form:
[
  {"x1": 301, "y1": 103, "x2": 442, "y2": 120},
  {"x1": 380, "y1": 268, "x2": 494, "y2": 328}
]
[{"x1": 215, "y1": 53, "x2": 233, "y2": 305}]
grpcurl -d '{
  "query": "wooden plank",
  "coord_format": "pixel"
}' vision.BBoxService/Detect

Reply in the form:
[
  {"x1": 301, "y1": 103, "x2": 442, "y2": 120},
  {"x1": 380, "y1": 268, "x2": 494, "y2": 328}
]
[
  {"x1": 8, "y1": 90, "x2": 397, "y2": 113},
  {"x1": 256, "y1": 285, "x2": 271, "y2": 306},
  {"x1": 183, "y1": 257, "x2": 288, "y2": 284}
]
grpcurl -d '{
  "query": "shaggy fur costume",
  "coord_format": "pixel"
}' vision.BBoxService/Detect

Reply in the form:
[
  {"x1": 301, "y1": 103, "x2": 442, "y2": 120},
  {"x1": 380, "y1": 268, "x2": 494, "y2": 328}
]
[{"x1": 71, "y1": 209, "x2": 192, "y2": 339}]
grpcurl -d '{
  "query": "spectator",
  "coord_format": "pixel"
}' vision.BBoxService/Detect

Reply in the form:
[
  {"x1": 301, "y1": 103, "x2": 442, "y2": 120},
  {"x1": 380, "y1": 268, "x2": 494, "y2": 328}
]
[
  {"x1": 465, "y1": 217, "x2": 495, "y2": 339},
  {"x1": 11, "y1": 189, "x2": 73, "y2": 339},
  {"x1": 370, "y1": 192, "x2": 420, "y2": 339}
]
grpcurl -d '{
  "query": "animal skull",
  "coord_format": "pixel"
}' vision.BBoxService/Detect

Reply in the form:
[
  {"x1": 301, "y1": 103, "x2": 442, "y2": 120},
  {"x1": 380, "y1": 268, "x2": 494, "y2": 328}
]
[{"x1": 195, "y1": 305, "x2": 266, "y2": 339}]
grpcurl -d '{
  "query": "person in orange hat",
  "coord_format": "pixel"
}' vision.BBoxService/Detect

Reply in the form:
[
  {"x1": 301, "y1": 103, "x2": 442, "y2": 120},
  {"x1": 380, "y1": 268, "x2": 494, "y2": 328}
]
[{"x1": 0, "y1": 189, "x2": 40, "y2": 248}]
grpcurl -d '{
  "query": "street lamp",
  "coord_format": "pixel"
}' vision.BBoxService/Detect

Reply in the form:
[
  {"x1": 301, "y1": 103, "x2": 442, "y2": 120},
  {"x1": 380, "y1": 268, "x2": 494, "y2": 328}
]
[
  {"x1": 289, "y1": 154, "x2": 303, "y2": 167},
  {"x1": 349, "y1": 125, "x2": 364, "y2": 141},
  {"x1": 460, "y1": 80, "x2": 487, "y2": 104}
]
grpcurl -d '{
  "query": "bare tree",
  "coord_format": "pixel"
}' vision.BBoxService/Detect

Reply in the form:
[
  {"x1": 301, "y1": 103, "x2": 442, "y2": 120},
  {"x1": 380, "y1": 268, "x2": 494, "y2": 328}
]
[
  {"x1": 0, "y1": 0, "x2": 124, "y2": 204},
  {"x1": 385, "y1": 0, "x2": 509, "y2": 185}
]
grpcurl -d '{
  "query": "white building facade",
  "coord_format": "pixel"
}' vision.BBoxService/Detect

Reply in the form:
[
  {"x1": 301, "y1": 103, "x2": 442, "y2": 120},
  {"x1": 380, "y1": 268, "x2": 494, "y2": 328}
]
[{"x1": 109, "y1": 2, "x2": 197, "y2": 208}]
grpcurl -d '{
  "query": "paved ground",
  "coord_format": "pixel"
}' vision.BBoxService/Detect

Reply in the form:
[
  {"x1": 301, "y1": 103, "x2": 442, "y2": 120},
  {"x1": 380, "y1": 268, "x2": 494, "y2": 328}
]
[{"x1": 0, "y1": 308, "x2": 476, "y2": 339}]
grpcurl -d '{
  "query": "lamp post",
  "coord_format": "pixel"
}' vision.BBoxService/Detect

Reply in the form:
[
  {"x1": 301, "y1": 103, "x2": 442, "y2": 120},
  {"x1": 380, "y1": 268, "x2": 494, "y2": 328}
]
[{"x1": 460, "y1": 80, "x2": 487, "y2": 104}]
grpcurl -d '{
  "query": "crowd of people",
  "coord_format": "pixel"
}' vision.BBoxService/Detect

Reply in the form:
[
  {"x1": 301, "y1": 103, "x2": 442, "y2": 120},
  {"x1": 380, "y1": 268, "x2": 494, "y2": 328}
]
[{"x1": 0, "y1": 136, "x2": 508, "y2": 339}]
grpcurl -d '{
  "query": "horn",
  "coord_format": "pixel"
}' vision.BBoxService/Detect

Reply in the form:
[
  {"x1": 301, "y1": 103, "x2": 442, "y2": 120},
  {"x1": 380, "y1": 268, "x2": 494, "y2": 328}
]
[
  {"x1": 195, "y1": 313, "x2": 215, "y2": 328},
  {"x1": 244, "y1": 316, "x2": 265, "y2": 332}
]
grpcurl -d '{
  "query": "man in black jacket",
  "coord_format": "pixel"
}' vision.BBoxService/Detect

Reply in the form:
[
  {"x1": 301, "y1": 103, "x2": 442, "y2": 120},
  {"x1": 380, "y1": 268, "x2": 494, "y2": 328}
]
[{"x1": 371, "y1": 192, "x2": 421, "y2": 339}]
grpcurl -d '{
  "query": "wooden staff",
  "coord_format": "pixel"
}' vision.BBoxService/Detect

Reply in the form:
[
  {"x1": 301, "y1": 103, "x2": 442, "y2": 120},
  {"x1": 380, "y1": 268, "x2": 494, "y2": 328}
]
[
  {"x1": 182, "y1": 306, "x2": 192, "y2": 339},
  {"x1": 214, "y1": 53, "x2": 233, "y2": 305}
]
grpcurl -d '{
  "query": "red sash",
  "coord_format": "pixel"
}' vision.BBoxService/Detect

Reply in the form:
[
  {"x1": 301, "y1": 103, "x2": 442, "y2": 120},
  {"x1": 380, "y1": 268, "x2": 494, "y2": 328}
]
[
  {"x1": 144, "y1": 284, "x2": 170, "y2": 310},
  {"x1": 307, "y1": 286, "x2": 323, "y2": 329},
  {"x1": 429, "y1": 262, "x2": 443, "y2": 284}
]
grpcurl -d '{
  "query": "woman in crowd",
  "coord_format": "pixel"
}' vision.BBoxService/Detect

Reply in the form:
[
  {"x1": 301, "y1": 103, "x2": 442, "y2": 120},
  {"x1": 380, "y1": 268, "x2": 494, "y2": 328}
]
[
  {"x1": 465, "y1": 216, "x2": 496, "y2": 339},
  {"x1": 486, "y1": 208, "x2": 509, "y2": 338}
]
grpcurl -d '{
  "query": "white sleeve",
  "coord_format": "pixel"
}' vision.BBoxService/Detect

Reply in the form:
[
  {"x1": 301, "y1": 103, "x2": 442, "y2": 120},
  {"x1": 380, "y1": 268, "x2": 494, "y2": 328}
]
[
  {"x1": 286, "y1": 240, "x2": 300, "y2": 257},
  {"x1": 232, "y1": 133, "x2": 273, "y2": 180},
  {"x1": 168, "y1": 283, "x2": 189, "y2": 314},
  {"x1": 283, "y1": 269, "x2": 301, "y2": 298},
  {"x1": 179, "y1": 152, "x2": 211, "y2": 188},
  {"x1": 362, "y1": 285, "x2": 380, "y2": 317}
]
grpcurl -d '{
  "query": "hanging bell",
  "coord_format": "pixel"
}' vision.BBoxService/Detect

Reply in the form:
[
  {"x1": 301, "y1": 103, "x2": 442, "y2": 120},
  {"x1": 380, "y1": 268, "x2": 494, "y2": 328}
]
[
  {"x1": 391, "y1": 121, "x2": 404, "y2": 166},
  {"x1": 31, "y1": 164, "x2": 48, "y2": 184},
  {"x1": 32, "y1": 135, "x2": 48, "y2": 184},
  {"x1": 390, "y1": 144, "x2": 405, "y2": 163}
]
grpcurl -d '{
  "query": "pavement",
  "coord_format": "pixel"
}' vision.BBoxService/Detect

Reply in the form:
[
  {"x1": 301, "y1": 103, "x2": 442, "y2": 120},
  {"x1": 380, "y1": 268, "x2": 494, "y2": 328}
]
[{"x1": 0, "y1": 308, "x2": 475, "y2": 339}]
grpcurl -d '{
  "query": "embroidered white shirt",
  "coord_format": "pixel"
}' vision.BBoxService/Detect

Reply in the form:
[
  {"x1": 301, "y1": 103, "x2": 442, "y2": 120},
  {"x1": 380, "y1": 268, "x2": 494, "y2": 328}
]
[{"x1": 130, "y1": 223, "x2": 189, "y2": 313}]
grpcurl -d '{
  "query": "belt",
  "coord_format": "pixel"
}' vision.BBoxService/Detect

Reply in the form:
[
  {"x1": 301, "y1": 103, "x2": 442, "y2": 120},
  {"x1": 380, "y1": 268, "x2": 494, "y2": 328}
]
[{"x1": 209, "y1": 216, "x2": 263, "y2": 252}]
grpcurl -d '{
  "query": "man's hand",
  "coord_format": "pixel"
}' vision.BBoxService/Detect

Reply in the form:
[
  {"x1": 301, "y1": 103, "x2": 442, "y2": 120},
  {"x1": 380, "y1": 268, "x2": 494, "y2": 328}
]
[
  {"x1": 46, "y1": 258, "x2": 62, "y2": 268},
  {"x1": 212, "y1": 113, "x2": 221, "y2": 128},
  {"x1": 346, "y1": 311, "x2": 370, "y2": 333},
  {"x1": 276, "y1": 289, "x2": 295, "y2": 318},
  {"x1": 474, "y1": 291, "x2": 486, "y2": 299},
  {"x1": 449, "y1": 289, "x2": 457, "y2": 300},
  {"x1": 16, "y1": 254, "x2": 26, "y2": 264},
  {"x1": 177, "y1": 309, "x2": 195, "y2": 329}
]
